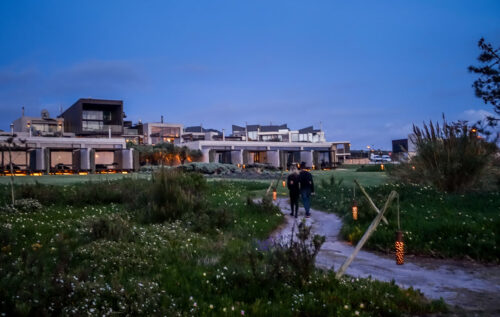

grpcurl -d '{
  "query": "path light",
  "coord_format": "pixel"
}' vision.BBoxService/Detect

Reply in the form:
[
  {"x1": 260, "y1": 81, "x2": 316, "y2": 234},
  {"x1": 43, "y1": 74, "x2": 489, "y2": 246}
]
[
  {"x1": 352, "y1": 200, "x2": 358, "y2": 220},
  {"x1": 282, "y1": 180, "x2": 286, "y2": 188},
  {"x1": 380, "y1": 164, "x2": 384, "y2": 171},
  {"x1": 395, "y1": 231, "x2": 404, "y2": 265},
  {"x1": 395, "y1": 194, "x2": 404, "y2": 265},
  {"x1": 272, "y1": 188, "x2": 277, "y2": 201}
]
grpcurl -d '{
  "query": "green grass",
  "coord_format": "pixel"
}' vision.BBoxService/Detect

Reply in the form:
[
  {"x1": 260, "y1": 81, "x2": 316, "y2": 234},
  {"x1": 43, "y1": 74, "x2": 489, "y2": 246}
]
[
  {"x1": 0, "y1": 173, "x2": 151, "y2": 185},
  {"x1": 313, "y1": 181, "x2": 500, "y2": 262},
  {"x1": 0, "y1": 178, "x2": 446, "y2": 316}
]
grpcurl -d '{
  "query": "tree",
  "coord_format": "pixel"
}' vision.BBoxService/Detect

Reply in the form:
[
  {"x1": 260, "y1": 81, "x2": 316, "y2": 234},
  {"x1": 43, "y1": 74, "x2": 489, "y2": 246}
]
[
  {"x1": 5, "y1": 135, "x2": 26, "y2": 206},
  {"x1": 469, "y1": 38, "x2": 500, "y2": 137}
]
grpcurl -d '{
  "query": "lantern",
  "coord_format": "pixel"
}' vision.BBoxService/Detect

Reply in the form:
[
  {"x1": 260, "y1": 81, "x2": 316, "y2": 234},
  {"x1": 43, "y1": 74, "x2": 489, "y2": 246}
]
[
  {"x1": 395, "y1": 231, "x2": 404, "y2": 265},
  {"x1": 282, "y1": 180, "x2": 286, "y2": 188},
  {"x1": 411, "y1": 165, "x2": 416, "y2": 171},
  {"x1": 351, "y1": 200, "x2": 358, "y2": 220},
  {"x1": 272, "y1": 189, "x2": 277, "y2": 201},
  {"x1": 242, "y1": 164, "x2": 246, "y2": 169},
  {"x1": 380, "y1": 164, "x2": 384, "y2": 171}
]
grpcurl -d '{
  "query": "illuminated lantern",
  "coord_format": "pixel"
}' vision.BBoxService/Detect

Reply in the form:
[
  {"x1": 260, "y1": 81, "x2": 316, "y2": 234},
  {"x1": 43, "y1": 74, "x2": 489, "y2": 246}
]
[
  {"x1": 242, "y1": 164, "x2": 246, "y2": 169},
  {"x1": 282, "y1": 180, "x2": 286, "y2": 188},
  {"x1": 395, "y1": 231, "x2": 404, "y2": 265},
  {"x1": 272, "y1": 189, "x2": 277, "y2": 201},
  {"x1": 380, "y1": 164, "x2": 384, "y2": 171},
  {"x1": 411, "y1": 165, "x2": 416, "y2": 171},
  {"x1": 351, "y1": 200, "x2": 358, "y2": 220}
]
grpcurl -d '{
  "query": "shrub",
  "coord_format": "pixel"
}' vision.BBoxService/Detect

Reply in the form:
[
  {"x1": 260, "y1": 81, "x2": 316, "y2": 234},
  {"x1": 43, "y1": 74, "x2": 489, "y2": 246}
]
[
  {"x1": 0, "y1": 198, "x2": 42, "y2": 213},
  {"x1": 249, "y1": 220, "x2": 325, "y2": 288},
  {"x1": 178, "y1": 162, "x2": 240, "y2": 175},
  {"x1": 88, "y1": 215, "x2": 133, "y2": 242},
  {"x1": 393, "y1": 117, "x2": 498, "y2": 192},
  {"x1": 143, "y1": 169, "x2": 207, "y2": 223}
]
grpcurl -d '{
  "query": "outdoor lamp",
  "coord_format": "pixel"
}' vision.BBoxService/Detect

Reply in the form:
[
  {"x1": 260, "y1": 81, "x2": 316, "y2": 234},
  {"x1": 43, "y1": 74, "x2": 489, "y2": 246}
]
[
  {"x1": 351, "y1": 200, "x2": 358, "y2": 220},
  {"x1": 272, "y1": 188, "x2": 277, "y2": 201},
  {"x1": 380, "y1": 164, "x2": 384, "y2": 171},
  {"x1": 395, "y1": 231, "x2": 404, "y2": 265},
  {"x1": 282, "y1": 180, "x2": 286, "y2": 188}
]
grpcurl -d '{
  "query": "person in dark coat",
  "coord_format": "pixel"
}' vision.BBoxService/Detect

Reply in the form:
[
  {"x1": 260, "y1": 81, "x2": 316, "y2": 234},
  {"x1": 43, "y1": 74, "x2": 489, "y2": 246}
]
[
  {"x1": 298, "y1": 162, "x2": 314, "y2": 218},
  {"x1": 287, "y1": 166, "x2": 300, "y2": 217}
]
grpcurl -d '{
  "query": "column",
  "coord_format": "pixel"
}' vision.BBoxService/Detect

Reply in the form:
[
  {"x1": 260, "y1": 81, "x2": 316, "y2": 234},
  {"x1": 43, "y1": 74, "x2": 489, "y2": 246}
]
[
  {"x1": 300, "y1": 150, "x2": 313, "y2": 169},
  {"x1": 267, "y1": 150, "x2": 280, "y2": 168}
]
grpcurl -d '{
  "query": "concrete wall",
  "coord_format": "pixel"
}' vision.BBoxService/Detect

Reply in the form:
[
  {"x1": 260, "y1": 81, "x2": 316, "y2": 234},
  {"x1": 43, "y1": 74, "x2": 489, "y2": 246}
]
[
  {"x1": 300, "y1": 151, "x2": 313, "y2": 168},
  {"x1": 267, "y1": 150, "x2": 280, "y2": 167}
]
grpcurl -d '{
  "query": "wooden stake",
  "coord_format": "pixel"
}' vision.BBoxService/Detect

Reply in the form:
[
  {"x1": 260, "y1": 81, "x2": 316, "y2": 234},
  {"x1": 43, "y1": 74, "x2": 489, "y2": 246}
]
[
  {"x1": 354, "y1": 179, "x2": 389, "y2": 225},
  {"x1": 336, "y1": 190, "x2": 397, "y2": 279}
]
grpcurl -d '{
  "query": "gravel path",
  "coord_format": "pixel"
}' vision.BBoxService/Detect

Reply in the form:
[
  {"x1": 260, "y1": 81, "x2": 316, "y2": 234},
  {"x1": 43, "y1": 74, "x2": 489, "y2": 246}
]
[{"x1": 271, "y1": 198, "x2": 500, "y2": 314}]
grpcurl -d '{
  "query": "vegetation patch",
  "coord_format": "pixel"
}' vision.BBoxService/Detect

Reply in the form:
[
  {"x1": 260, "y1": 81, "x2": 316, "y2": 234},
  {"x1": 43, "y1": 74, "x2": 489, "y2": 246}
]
[
  {"x1": 0, "y1": 173, "x2": 447, "y2": 316},
  {"x1": 314, "y1": 178, "x2": 500, "y2": 262}
]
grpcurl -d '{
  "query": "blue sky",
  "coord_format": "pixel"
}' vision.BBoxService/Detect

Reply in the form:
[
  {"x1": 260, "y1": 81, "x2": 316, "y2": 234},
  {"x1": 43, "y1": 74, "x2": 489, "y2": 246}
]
[{"x1": 0, "y1": 1, "x2": 498, "y2": 149}]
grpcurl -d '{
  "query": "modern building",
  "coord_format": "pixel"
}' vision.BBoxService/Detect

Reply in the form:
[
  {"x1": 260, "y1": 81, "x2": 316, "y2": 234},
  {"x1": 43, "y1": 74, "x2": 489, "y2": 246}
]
[
  {"x1": 182, "y1": 126, "x2": 222, "y2": 142},
  {"x1": 183, "y1": 139, "x2": 349, "y2": 169},
  {"x1": 2, "y1": 98, "x2": 351, "y2": 173},
  {"x1": 60, "y1": 98, "x2": 124, "y2": 137},
  {"x1": 12, "y1": 109, "x2": 66, "y2": 137},
  {"x1": 391, "y1": 137, "x2": 416, "y2": 161},
  {"x1": 0, "y1": 132, "x2": 136, "y2": 174},
  {"x1": 231, "y1": 124, "x2": 326, "y2": 143},
  {"x1": 141, "y1": 122, "x2": 183, "y2": 145}
]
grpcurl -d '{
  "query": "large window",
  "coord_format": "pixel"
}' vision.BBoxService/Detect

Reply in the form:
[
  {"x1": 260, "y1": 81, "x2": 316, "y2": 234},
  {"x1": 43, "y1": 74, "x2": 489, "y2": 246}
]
[
  {"x1": 32, "y1": 123, "x2": 58, "y2": 133},
  {"x1": 83, "y1": 110, "x2": 103, "y2": 120},
  {"x1": 83, "y1": 121, "x2": 104, "y2": 131}
]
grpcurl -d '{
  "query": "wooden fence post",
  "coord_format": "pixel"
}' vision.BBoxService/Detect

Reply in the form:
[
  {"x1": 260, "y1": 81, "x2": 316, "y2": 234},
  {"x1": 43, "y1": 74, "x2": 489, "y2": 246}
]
[
  {"x1": 354, "y1": 179, "x2": 389, "y2": 225},
  {"x1": 335, "y1": 190, "x2": 398, "y2": 279}
]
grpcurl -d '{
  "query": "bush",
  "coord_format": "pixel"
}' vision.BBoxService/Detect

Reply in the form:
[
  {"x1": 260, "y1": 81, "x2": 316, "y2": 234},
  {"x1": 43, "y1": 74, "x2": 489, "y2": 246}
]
[
  {"x1": 178, "y1": 162, "x2": 240, "y2": 175},
  {"x1": 393, "y1": 118, "x2": 498, "y2": 192},
  {"x1": 0, "y1": 198, "x2": 42, "y2": 213},
  {"x1": 248, "y1": 220, "x2": 325, "y2": 289},
  {"x1": 143, "y1": 169, "x2": 207, "y2": 223},
  {"x1": 88, "y1": 214, "x2": 133, "y2": 242}
]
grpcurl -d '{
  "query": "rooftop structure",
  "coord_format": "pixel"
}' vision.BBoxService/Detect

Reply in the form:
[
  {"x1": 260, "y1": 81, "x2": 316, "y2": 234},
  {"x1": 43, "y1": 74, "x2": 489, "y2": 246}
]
[{"x1": 60, "y1": 98, "x2": 124, "y2": 137}]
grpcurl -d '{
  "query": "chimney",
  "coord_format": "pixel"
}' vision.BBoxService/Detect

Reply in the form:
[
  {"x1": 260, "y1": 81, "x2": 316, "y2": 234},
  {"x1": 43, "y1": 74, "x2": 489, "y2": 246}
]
[
  {"x1": 22, "y1": 106, "x2": 25, "y2": 117},
  {"x1": 161, "y1": 115, "x2": 164, "y2": 124}
]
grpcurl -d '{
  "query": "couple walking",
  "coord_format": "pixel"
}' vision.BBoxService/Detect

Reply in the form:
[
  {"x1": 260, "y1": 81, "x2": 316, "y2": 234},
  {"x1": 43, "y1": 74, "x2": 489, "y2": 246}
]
[{"x1": 286, "y1": 162, "x2": 314, "y2": 218}]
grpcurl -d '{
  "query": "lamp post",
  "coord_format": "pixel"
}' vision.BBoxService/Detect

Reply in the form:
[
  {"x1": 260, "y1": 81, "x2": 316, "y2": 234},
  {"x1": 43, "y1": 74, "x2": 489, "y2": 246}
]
[{"x1": 26, "y1": 122, "x2": 31, "y2": 138}]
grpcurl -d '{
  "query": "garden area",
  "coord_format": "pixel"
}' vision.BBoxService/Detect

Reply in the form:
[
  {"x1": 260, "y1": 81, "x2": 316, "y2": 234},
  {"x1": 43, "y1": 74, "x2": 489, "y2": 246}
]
[{"x1": 0, "y1": 170, "x2": 447, "y2": 316}]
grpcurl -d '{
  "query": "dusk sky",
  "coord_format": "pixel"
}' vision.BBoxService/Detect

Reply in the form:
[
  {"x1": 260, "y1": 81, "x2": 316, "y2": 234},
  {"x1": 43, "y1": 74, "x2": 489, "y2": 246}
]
[{"x1": 0, "y1": 1, "x2": 499, "y2": 149}]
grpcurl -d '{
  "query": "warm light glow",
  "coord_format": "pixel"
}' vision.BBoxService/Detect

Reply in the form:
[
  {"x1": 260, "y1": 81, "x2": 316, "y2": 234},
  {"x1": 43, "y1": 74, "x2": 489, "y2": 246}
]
[
  {"x1": 352, "y1": 201, "x2": 358, "y2": 220},
  {"x1": 312, "y1": 164, "x2": 315, "y2": 170},
  {"x1": 471, "y1": 128, "x2": 477, "y2": 133},
  {"x1": 31, "y1": 173, "x2": 42, "y2": 176},
  {"x1": 272, "y1": 189, "x2": 277, "y2": 201},
  {"x1": 380, "y1": 164, "x2": 384, "y2": 171},
  {"x1": 395, "y1": 231, "x2": 404, "y2": 265},
  {"x1": 121, "y1": 171, "x2": 128, "y2": 174},
  {"x1": 282, "y1": 180, "x2": 286, "y2": 188},
  {"x1": 411, "y1": 165, "x2": 416, "y2": 170},
  {"x1": 78, "y1": 172, "x2": 88, "y2": 175},
  {"x1": 242, "y1": 164, "x2": 245, "y2": 169}
]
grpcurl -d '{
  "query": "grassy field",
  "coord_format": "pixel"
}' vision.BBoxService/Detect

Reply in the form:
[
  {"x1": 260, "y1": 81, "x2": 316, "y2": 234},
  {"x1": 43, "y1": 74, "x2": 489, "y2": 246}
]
[
  {"x1": 313, "y1": 179, "x2": 500, "y2": 262},
  {"x1": 0, "y1": 174, "x2": 446, "y2": 316},
  {"x1": 0, "y1": 173, "x2": 151, "y2": 185}
]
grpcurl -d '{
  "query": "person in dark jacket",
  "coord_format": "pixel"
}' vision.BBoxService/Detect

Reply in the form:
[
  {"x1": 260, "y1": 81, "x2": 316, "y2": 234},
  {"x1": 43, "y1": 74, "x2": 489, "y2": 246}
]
[
  {"x1": 287, "y1": 166, "x2": 300, "y2": 217},
  {"x1": 298, "y1": 162, "x2": 314, "y2": 218}
]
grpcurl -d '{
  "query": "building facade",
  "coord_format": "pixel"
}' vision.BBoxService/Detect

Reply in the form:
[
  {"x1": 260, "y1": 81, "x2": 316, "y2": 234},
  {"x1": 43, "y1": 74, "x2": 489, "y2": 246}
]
[{"x1": 60, "y1": 98, "x2": 124, "y2": 137}]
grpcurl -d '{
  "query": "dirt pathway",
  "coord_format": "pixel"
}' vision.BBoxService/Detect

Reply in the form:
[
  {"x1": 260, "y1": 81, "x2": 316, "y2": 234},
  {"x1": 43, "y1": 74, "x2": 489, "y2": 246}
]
[{"x1": 271, "y1": 198, "x2": 500, "y2": 314}]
